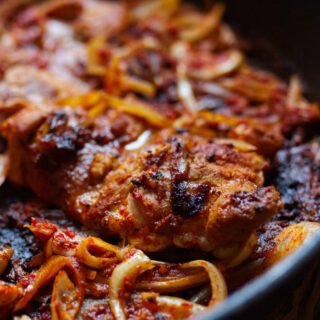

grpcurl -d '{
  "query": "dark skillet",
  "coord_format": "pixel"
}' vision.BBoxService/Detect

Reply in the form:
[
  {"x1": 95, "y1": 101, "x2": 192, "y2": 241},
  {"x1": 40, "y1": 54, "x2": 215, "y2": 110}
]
[
  {"x1": 0, "y1": 1, "x2": 319, "y2": 319},
  {"x1": 198, "y1": 0, "x2": 320, "y2": 319}
]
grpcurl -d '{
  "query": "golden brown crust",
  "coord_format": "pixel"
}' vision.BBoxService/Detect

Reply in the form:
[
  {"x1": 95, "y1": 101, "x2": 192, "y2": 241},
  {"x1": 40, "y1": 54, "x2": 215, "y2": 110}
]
[{"x1": 3, "y1": 105, "x2": 282, "y2": 251}]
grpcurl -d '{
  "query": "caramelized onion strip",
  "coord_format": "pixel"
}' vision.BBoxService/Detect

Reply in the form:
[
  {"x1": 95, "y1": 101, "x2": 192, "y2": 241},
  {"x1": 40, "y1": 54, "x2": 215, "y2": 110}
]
[
  {"x1": 87, "y1": 36, "x2": 108, "y2": 76},
  {"x1": 215, "y1": 138, "x2": 257, "y2": 152},
  {"x1": 0, "y1": 153, "x2": 9, "y2": 187},
  {"x1": 76, "y1": 237, "x2": 120, "y2": 269},
  {"x1": 217, "y1": 233, "x2": 258, "y2": 269},
  {"x1": 137, "y1": 292, "x2": 205, "y2": 318},
  {"x1": 120, "y1": 75, "x2": 156, "y2": 98},
  {"x1": 286, "y1": 75, "x2": 305, "y2": 107},
  {"x1": 105, "y1": 95, "x2": 170, "y2": 127},
  {"x1": 134, "y1": 269, "x2": 209, "y2": 293},
  {"x1": 156, "y1": 295, "x2": 205, "y2": 315},
  {"x1": 60, "y1": 91, "x2": 170, "y2": 127},
  {"x1": 51, "y1": 270, "x2": 82, "y2": 320},
  {"x1": 181, "y1": 260, "x2": 227, "y2": 307},
  {"x1": 264, "y1": 222, "x2": 320, "y2": 268},
  {"x1": 109, "y1": 248, "x2": 154, "y2": 320},
  {"x1": 130, "y1": 0, "x2": 180, "y2": 20},
  {"x1": 0, "y1": 246, "x2": 14, "y2": 276},
  {"x1": 180, "y1": 3, "x2": 225, "y2": 42},
  {"x1": 14, "y1": 256, "x2": 83, "y2": 312},
  {"x1": 189, "y1": 50, "x2": 244, "y2": 80},
  {"x1": 0, "y1": 281, "x2": 22, "y2": 307}
]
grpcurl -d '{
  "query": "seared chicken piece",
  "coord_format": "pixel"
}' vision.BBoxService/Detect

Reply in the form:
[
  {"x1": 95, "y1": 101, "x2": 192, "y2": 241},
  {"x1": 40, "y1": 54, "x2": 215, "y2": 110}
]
[
  {"x1": 0, "y1": 65, "x2": 88, "y2": 113},
  {"x1": 2, "y1": 107, "x2": 282, "y2": 253},
  {"x1": 0, "y1": 0, "x2": 92, "y2": 113},
  {"x1": 74, "y1": 0, "x2": 126, "y2": 39},
  {"x1": 90, "y1": 130, "x2": 282, "y2": 251},
  {"x1": 2, "y1": 107, "x2": 145, "y2": 205}
]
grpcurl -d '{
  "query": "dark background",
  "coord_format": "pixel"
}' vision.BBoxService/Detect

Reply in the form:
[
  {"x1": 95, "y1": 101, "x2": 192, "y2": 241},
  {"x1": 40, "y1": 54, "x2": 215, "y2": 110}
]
[{"x1": 222, "y1": 0, "x2": 320, "y2": 101}]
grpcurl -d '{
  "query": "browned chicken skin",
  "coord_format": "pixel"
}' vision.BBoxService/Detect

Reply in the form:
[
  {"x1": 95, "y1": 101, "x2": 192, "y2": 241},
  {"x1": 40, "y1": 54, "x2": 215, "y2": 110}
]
[{"x1": 2, "y1": 107, "x2": 282, "y2": 253}]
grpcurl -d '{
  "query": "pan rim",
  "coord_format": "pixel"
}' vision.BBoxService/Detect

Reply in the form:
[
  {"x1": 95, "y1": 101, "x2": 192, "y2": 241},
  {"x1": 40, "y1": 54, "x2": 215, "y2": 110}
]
[{"x1": 202, "y1": 230, "x2": 320, "y2": 319}]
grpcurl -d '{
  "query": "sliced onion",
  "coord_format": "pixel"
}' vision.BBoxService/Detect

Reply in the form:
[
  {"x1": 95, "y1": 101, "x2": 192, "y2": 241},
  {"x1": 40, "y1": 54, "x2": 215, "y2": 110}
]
[
  {"x1": 105, "y1": 95, "x2": 170, "y2": 128},
  {"x1": 222, "y1": 72, "x2": 278, "y2": 102},
  {"x1": 189, "y1": 50, "x2": 244, "y2": 80},
  {"x1": 216, "y1": 233, "x2": 258, "y2": 269},
  {"x1": 59, "y1": 91, "x2": 104, "y2": 109},
  {"x1": 97, "y1": 49, "x2": 157, "y2": 97},
  {"x1": 181, "y1": 260, "x2": 227, "y2": 307},
  {"x1": 180, "y1": 3, "x2": 225, "y2": 42},
  {"x1": 156, "y1": 295, "x2": 205, "y2": 313},
  {"x1": 177, "y1": 75, "x2": 197, "y2": 114},
  {"x1": 61, "y1": 91, "x2": 170, "y2": 127},
  {"x1": 51, "y1": 270, "x2": 82, "y2": 320},
  {"x1": 215, "y1": 138, "x2": 257, "y2": 152},
  {"x1": 45, "y1": 238, "x2": 54, "y2": 260},
  {"x1": 130, "y1": 0, "x2": 180, "y2": 20},
  {"x1": 0, "y1": 153, "x2": 9, "y2": 187},
  {"x1": 76, "y1": 237, "x2": 120, "y2": 269},
  {"x1": 109, "y1": 248, "x2": 154, "y2": 320},
  {"x1": 121, "y1": 75, "x2": 156, "y2": 98},
  {"x1": 13, "y1": 315, "x2": 32, "y2": 320},
  {"x1": 0, "y1": 246, "x2": 13, "y2": 276},
  {"x1": 286, "y1": 75, "x2": 303, "y2": 107},
  {"x1": 87, "y1": 36, "x2": 108, "y2": 76},
  {"x1": 134, "y1": 269, "x2": 209, "y2": 293},
  {"x1": 155, "y1": 295, "x2": 206, "y2": 319},
  {"x1": 125, "y1": 130, "x2": 152, "y2": 151},
  {"x1": 135, "y1": 292, "x2": 205, "y2": 318},
  {"x1": 172, "y1": 42, "x2": 197, "y2": 113},
  {"x1": 198, "y1": 111, "x2": 239, "y2": 127},
  {"x1": 264, "y1": 222, "x2": 320, "y2": 268},
  {"x1": 196, "y1": 82, "x2": 231, "y2": 98},
  {"x1": 14, "y1": 256, "x2": 83, "y2": 312},
  {"x1": 0, "y1": 281, "x2": 22, "y2": 307},
  {"x1": 130, "y1": 0, "x2": 163, "y2": 20}
]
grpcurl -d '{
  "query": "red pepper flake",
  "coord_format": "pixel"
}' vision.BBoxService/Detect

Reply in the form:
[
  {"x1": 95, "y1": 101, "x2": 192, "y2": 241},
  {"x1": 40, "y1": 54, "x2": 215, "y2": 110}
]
[
  {"x1": 124, "y1": 248, "x2": 137, "y2": 260},
  {"x1": 64, "y1": 229, "x2": 76, "y2": 239},
  {"x1": 19, "y1": 273, "x2": 36, "y2": 289}
]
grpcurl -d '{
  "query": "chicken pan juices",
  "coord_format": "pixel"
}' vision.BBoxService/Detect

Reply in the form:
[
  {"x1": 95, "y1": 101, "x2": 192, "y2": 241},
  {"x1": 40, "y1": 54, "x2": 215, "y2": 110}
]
[{"x1": 0, "y1": 0, "x2": 320, "y2": 319}]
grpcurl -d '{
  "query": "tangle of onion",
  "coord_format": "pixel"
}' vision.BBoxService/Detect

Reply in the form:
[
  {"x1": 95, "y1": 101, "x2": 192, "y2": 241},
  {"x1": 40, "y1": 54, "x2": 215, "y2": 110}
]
[
  {"x1": 76, "y1": 236, "x2": 120, "y2": 269},
  {"x1": 181, "y1": 260, "x2": 227, "y2": 307},
  {"x1": 51, "y1": 270, "x2": 82, "y2": 320},
  {"x1": 263, "y1": 222, "x2": 320, "y2": 268},
  {"x1": 14, "y1": 256, "x2": 84, "y2": 312},
  {"x1": 60, "y1": 91, "x2": 170, "y2": 128},
  {"x1": 104, "y1": 94, "x2": 170, "y2": 128},
  {"x1": 109, "y1": 248, "x2": 154, "y2": 320}
]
